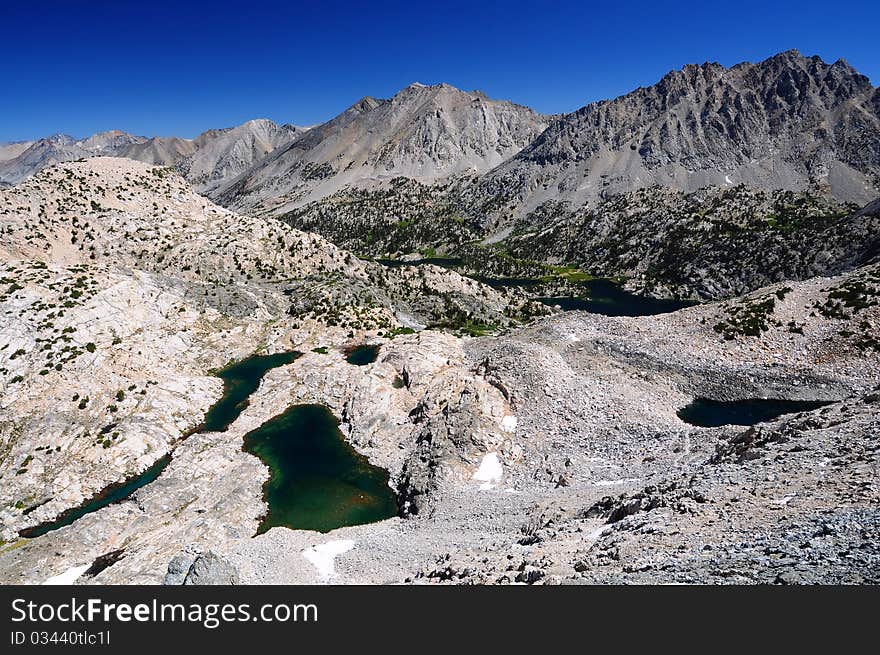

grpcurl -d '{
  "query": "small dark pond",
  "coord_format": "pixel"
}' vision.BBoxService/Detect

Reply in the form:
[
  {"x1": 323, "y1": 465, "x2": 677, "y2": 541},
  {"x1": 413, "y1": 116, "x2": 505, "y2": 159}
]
[
  {"x1": 244, "y1": 404, "x2": 399, "y2": 533},
  {"x1": 19, "y1": 455, "x2": 171, "y2": 539},
  {"x1": 201, "y1": 352, "x2": 301, "y2": 432},
  {"x1": 538, "y1": 279, "x2": 695, "y2": 317},
  {"x1": 378, "y1": 256, "x2": 695, "y2": 317},
  {"x1": 677, "y1": 398, "x2": 834, "y2": 427},
  {"x1": 344, "y1": 344, "x2": 381, "y2": 366}
]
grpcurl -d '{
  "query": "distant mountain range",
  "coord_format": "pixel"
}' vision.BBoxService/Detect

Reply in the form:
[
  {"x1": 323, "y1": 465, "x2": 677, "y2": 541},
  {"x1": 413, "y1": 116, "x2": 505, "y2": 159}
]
[
  {"x1": 147, "y1": 119, "x2": 305, "y2": 194},
  {"x1": 0, "y1": 131, "x2": 144, "y2": 185},
  {"x1": 3, "y1": 49, "x2": 878, "y2": 232},
  {"x1": 0, "y1": 120, "x2": 304, "y2": 194}
]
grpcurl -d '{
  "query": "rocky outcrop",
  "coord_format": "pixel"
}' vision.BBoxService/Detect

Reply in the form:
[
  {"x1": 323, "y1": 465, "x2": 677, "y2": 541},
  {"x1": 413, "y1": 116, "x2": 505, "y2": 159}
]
[
  {"x1": 165, "y1": 551, "x2": 239, "y2": 585},
  {"x1": 2, "y1": 261, "x2": 878, "y2": 584}
]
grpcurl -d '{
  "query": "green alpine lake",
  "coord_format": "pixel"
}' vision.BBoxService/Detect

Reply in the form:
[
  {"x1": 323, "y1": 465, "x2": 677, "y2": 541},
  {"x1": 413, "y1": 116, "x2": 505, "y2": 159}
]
[
  {"x1": 344, "y1": 344, "x2": 381, "y2": 365},
  {"x1": 20, "y1": 351, "x2": 302, "y2": 538},
  {"x1": 243, "y1": 403, "x2": 399, "y2": 533},
  {"x1": 377, "y1": 257, "x2": 694, "y2": 317},
  {"x1": 201, "y1": 351, "x2": 302, "y2": 432}
]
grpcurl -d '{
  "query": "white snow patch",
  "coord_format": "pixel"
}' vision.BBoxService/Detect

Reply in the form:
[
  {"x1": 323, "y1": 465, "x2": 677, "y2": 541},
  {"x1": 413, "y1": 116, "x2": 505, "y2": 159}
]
[
  {"x1": 42, "y1": 565, "x2": 90, "y2": 585},
  {"x1": 473, "y1": 452, "x2": 503, "y2": 490},
  {"x1": 500, "y1": 415, "x2": 518, "y2": 433},
  {"x1": 302, "y1": 540, "x2": 355, "y2": 581},
  {"x1": 587, "y1": 524, "x2": 611, "y2": 541},
  {"x1": 594, "y1": 478, "x2": 640, "y2": 487}
]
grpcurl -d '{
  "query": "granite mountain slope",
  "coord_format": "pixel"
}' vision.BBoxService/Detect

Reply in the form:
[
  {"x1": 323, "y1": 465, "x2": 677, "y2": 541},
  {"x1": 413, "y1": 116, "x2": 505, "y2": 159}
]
[
  {"x1": 217, "y1": 83, "x2": 550, "y2": 214},
  {"x1": 467, "y1": 49, "x2": 880, "y2": 226},
  {"x1": 0, "y1": 158, "x2": 540, "y2": 543},
  {"x1": 265, "y1": 51, "x2": 880, "y2": 301},
  {"x1": 126, "y1": 119, "x2": 304, "y2": 194}
]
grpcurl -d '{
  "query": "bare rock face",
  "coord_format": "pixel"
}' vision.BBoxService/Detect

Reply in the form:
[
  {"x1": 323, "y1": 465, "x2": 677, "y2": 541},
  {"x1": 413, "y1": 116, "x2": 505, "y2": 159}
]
[
  {"x1": 467, "y1": 50, "x2": 880, "y2": 224},
  {"x1": 163, "y1": 554, "x2": 194, "y2": 585},
  {"x1": 116, "y1": 136, "x2": 196, "y2": 168},
  {"x1": 179, "y1": 551, "x2": 239, "y2": 585},
  {"x1": 217, "y1": 83, "x2": 549, "y2": 214},
  {"x1": 0, "y1": 141, "x2": 37, "y2": 164}
]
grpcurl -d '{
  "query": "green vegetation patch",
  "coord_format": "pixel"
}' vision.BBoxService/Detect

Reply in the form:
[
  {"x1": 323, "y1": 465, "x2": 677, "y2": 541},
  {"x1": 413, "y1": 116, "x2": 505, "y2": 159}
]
[{"x1": 713, "y1": 294, "x2": 777, "y2": 339}]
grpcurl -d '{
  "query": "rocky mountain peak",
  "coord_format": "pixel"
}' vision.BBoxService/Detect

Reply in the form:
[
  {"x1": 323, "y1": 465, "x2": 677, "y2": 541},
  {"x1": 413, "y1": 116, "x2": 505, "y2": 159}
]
[
  {"x1": 478, "y1": 49, "x2": 879, "y2": 217},
  {"x1": 350, "y1": 96, "x2": 385, "y2": 113},
  {"x1": 42, "y1": 133, "x2": 77, "y2": 145},
  {"x1": 219, "y1": 82, "x2": 550, "y2": 213},
  {"x1": 80, "y1": 130, "x2": 145, "y2": 152}
]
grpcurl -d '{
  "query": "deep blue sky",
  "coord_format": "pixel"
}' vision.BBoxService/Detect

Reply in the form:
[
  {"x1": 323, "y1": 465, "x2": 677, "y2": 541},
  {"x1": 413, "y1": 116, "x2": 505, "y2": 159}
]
[{"x1": 2, "y1": 0, "x2": 878, "y2": 142}]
